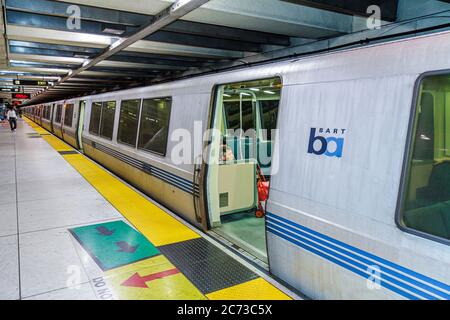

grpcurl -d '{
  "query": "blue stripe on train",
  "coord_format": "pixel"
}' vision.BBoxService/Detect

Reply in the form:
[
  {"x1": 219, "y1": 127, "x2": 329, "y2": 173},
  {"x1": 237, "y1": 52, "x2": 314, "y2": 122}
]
[{"x1": 266, "y1": 212, "x2": 450, "y2": 300}]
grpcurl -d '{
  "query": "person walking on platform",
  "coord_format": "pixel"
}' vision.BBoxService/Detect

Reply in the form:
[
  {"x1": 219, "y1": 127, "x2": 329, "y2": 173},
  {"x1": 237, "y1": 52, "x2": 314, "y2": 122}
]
[{"x1": 6, "y1": 106, "x2": 18, "y2": 132}]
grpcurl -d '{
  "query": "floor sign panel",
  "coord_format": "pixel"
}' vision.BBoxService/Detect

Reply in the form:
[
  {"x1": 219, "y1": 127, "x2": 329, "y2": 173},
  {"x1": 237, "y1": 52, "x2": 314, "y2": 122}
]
[
  {"x1": 104, "y1": 255, "x2": 206, "y2": 300},
  {"x1": 70, "y1": 220, "x2": 160, "y2": 270}
]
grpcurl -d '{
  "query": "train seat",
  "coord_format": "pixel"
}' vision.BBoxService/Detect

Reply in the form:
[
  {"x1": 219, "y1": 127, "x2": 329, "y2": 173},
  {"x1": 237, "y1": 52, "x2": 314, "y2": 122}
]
[
  {"x1": 417, "y1": 161, "x2": 450, "y2": 203},
  {"x1": 404, "y1": 202, "x2": 450, "y2": 239},
  {"x1": 225, "y1": 136, "x2": 273, "y2": 176}
]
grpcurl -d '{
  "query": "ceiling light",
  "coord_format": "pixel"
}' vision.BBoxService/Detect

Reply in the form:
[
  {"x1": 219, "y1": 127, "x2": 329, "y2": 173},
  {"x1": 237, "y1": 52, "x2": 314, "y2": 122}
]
[
  {"x1": 74, "y1": 54, "x2": 90, "y2": 59},
  {"x1": 102, "y1": 23, "x2": 126, "y2": 35},
  {"x1": 103, "y1": 28, "x2": 125, "y2": 35},
  {"x1": 223, "y1": 94, "x2": 231, "y2": 97},
  {"x1": 264, "y1": 90, "x2": 276, "y2": 95},
  {"x1": 110, "y1": 39, "x2": 124, "y2": 50},
  {"x1": 249, "y1": 88, "x2": 260, "y2": 91}
]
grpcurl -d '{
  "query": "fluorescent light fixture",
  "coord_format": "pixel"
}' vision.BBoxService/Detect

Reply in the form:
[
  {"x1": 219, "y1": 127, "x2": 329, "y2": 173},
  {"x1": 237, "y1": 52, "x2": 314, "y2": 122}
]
[
  {"x1": 102, "y1": 27, "x2": 125, "y2": 35},
  {"x1": 110, "y1": 39, "x2": 124, "y2": 50},
  {"x1": 264, "y1": 90, "x2": 276, "y2": 95},
  {"x1": 223, "y1": 94, "x2": 231, "y2": 97},
  {"x1": 0, "y1": 70, "x2": 30, "y2": 74},
  {"x1": 241, "y1": 92, "x2": 251, "y2": 96},
  {"x1": 74, "y1": 54, "x2": 90, "y2": 59},
  {"x1": 172, "y1": 0, "x2": 194, "y2": 11},
  {"x1": 249, "y1": 88, "x2": 260, "y2": 91}
]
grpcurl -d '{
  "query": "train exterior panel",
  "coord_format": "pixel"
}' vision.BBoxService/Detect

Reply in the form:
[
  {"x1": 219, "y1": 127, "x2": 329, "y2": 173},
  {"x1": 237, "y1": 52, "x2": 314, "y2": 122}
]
[{"x1": 24, "y1": 30, "x2": 450, "y2": 300}]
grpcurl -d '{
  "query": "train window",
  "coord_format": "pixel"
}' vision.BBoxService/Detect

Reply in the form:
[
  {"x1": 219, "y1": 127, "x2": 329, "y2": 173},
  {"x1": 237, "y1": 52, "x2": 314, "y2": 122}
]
[
  {"x1": 400, "y1": 73, "x2": 450, "y2": 242},
  {"x1": 47, "y1": 106, "x2": 52, "y2": 120},
  {"x1": 137, "y1": 97, "x2": 171, "y2": 155},
  {"x1": 64, "y1": 104, "x2": 74, "y2": 127},
  {"x1": 260, "y1": 100, "x2": 280, "y2": 140},
  {"x1": 45, "y1": 106, "x2": 50, "y2": 120},
  {"x1": 118, "y1": 99, "x2": 141, "y2": 147},
  {"x1": 55, "y1": 105, "x2": 63, "y2": 123},
  {"x1": 99, "y1": 101, "x2": 116, "y2": 140},
  {"x1": 89, "y1": 102, "x2": 102, "y2": 135}
]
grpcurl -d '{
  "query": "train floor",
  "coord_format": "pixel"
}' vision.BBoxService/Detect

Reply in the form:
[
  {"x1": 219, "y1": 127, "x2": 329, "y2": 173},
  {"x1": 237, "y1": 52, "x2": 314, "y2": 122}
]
[
  {"x1": 0, "y1": 117, "x2": 296, "y2": 300},
  {"x1": 214, "y1": 212, "x2": 267, "y2": 262}
]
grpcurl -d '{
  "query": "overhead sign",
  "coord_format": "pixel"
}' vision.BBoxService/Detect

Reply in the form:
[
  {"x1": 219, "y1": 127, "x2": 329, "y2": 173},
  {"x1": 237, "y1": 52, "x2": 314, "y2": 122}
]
[
  {"x1": 12, "y1": 93, "x2": 31, "y2": 99},
  {"x1": 13, "y1": 80, "x2": 48, "y2": 86},
  {"x1": 1, "y1": 88, "x2": 20, "y2": 92}
]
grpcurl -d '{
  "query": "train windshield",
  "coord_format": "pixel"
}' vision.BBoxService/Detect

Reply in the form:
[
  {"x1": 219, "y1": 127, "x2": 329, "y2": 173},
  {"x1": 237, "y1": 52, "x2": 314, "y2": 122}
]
[{"x1": 402, "y1": 73, "x2": 450, "y2": 241}]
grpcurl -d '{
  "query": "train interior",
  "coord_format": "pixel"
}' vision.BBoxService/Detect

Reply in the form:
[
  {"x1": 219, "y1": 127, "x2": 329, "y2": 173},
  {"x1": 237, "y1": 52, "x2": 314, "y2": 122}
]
[
  {"x1": 205, "y1": 78, "x2": 281, "y2": 261},
  {"x1": 404, "y1": 74, "x2": 450, "y2": 239}
]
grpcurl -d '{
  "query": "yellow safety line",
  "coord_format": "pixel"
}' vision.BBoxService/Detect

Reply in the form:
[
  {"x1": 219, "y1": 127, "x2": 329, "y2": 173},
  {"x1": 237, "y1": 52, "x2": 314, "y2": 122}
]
[
  {"x1": 23, "y1": 117, "x2": 292, "y2": 300},
  {"x1": 206, "y1": 278, "x2": 292, "y2": 300},
  {"x1": 62, "y1": 153, "x2": 201, "y2": 246},
  {"x1": 23, "y1": 118, "x2": 74, "y2": 151},
  {"x1": 23, "y1": 117, "x2": 200, "y2": 246}
]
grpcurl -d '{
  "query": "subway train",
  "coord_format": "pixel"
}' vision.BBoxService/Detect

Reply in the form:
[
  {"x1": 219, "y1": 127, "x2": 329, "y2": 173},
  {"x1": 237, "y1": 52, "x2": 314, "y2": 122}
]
[{"x1": 24, "y1": 30, "x2": 450, "y2": 300}]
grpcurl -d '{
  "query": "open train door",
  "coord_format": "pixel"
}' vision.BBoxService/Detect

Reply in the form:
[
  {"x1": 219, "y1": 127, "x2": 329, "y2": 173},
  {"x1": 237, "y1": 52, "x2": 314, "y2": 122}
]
[
  {"x1": 76, "y1": 100, "x2": 86, "y2": 152},
  {"x1": 200, "y1": 77, "x2": 282, "y2": 263}
]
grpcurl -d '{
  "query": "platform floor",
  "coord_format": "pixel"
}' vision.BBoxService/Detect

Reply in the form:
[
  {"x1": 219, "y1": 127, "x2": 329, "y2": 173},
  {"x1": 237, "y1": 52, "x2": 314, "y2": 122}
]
[{"x1": 0, "y1": 118, "x2": 294, "y2": 300}]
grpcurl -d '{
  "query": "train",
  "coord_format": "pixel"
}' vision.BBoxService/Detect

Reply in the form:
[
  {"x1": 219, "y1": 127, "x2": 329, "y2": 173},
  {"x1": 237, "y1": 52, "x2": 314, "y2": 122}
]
[{"x1": 23, "y1": 30, "x2": 450, "y2": 300}]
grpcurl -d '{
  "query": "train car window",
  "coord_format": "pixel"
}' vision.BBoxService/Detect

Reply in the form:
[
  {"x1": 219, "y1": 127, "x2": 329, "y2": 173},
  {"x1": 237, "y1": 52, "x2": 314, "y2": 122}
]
[
  {"x1": 89, "y1": 102, "x2": 102, "y2": 135},
  {"x1": 224, "y1": 100, "x2": 255, "y2": 132},
  {"x1": 137, "y1": 97, "x2": 171, "y2": 155},
  {"x1": 45, "y1": 106, "x2": 51, "y2": 120},
  {"x1": 47, "y1": 106, "x2": 51, "y2": 120},
  {"x1": 260, "y1": 100, "x2": 280, "y2": 140},
  {"x1": 55, "y1": 104, "x2": 63, "y2": 123},
  {"x1": 99, "y1": 101, "x2": 116, "y2": 140},
  {"x1": 118, "y1": 99, "x2": 141, "y2": 147},
  {"x1": 64, "y1": 104, "x2": 74, "y2": 127},
  {"x1": 400, "y1": 73, "x2": 450, "y2": 242}
]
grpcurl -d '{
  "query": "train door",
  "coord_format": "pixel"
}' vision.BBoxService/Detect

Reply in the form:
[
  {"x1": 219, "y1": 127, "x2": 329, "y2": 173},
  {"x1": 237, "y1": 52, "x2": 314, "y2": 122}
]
[
  {"x1": 202, "y1": 77, "x2": 282, "y2": 262},
  {"x1": 76, "y1": 100, "x2": 86, "y2": 151},
  {"x1": 50, "y1": 104, "x2": 54, "y2": 132}
]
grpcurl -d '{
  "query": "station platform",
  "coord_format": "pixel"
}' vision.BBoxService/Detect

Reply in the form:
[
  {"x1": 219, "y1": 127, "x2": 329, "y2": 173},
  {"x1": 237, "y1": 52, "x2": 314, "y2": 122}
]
[{"x1": 0, "y1": 117, "x2": 294, "y2": 300}]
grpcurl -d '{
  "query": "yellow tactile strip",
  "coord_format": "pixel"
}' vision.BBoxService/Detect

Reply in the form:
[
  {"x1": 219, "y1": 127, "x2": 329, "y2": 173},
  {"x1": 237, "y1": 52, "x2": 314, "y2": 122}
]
[
  {"x1": 23, "y1": 117, "x2": 200, "y2": 246},
  {"x1": 63, "y1": 153, "x2": 200, "y2": 246},
  {"x1": 23, "y1": 117, "x2": 292, "y2": 300},
  {"x1": 206, "y1": 278, "x2": 292, "y2": 300}
]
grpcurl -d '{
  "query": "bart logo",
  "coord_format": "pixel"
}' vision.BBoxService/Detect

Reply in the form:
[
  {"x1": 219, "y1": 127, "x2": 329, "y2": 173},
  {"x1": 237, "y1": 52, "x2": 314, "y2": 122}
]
[{"x1": 307, "y1": 128, "x2": 346, "y2": 158}]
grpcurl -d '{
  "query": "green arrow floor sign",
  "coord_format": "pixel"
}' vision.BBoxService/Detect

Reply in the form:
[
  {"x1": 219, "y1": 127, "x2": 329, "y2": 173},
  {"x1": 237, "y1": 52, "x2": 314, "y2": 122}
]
[{"x1": 70, "y1": 220, "x2": 160, "y2": 270}]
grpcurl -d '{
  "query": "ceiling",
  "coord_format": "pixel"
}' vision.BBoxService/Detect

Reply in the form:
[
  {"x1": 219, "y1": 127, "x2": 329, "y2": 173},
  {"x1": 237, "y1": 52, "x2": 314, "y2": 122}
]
[{"x1": 0, "y1": 0, "x2": 448, "y2": 105}]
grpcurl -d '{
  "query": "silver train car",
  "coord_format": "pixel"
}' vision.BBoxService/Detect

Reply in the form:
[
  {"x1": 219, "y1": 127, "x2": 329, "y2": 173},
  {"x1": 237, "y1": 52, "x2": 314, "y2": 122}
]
[{"x1": 24, "y1": 30, "x2": 450, "y2": 300}]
